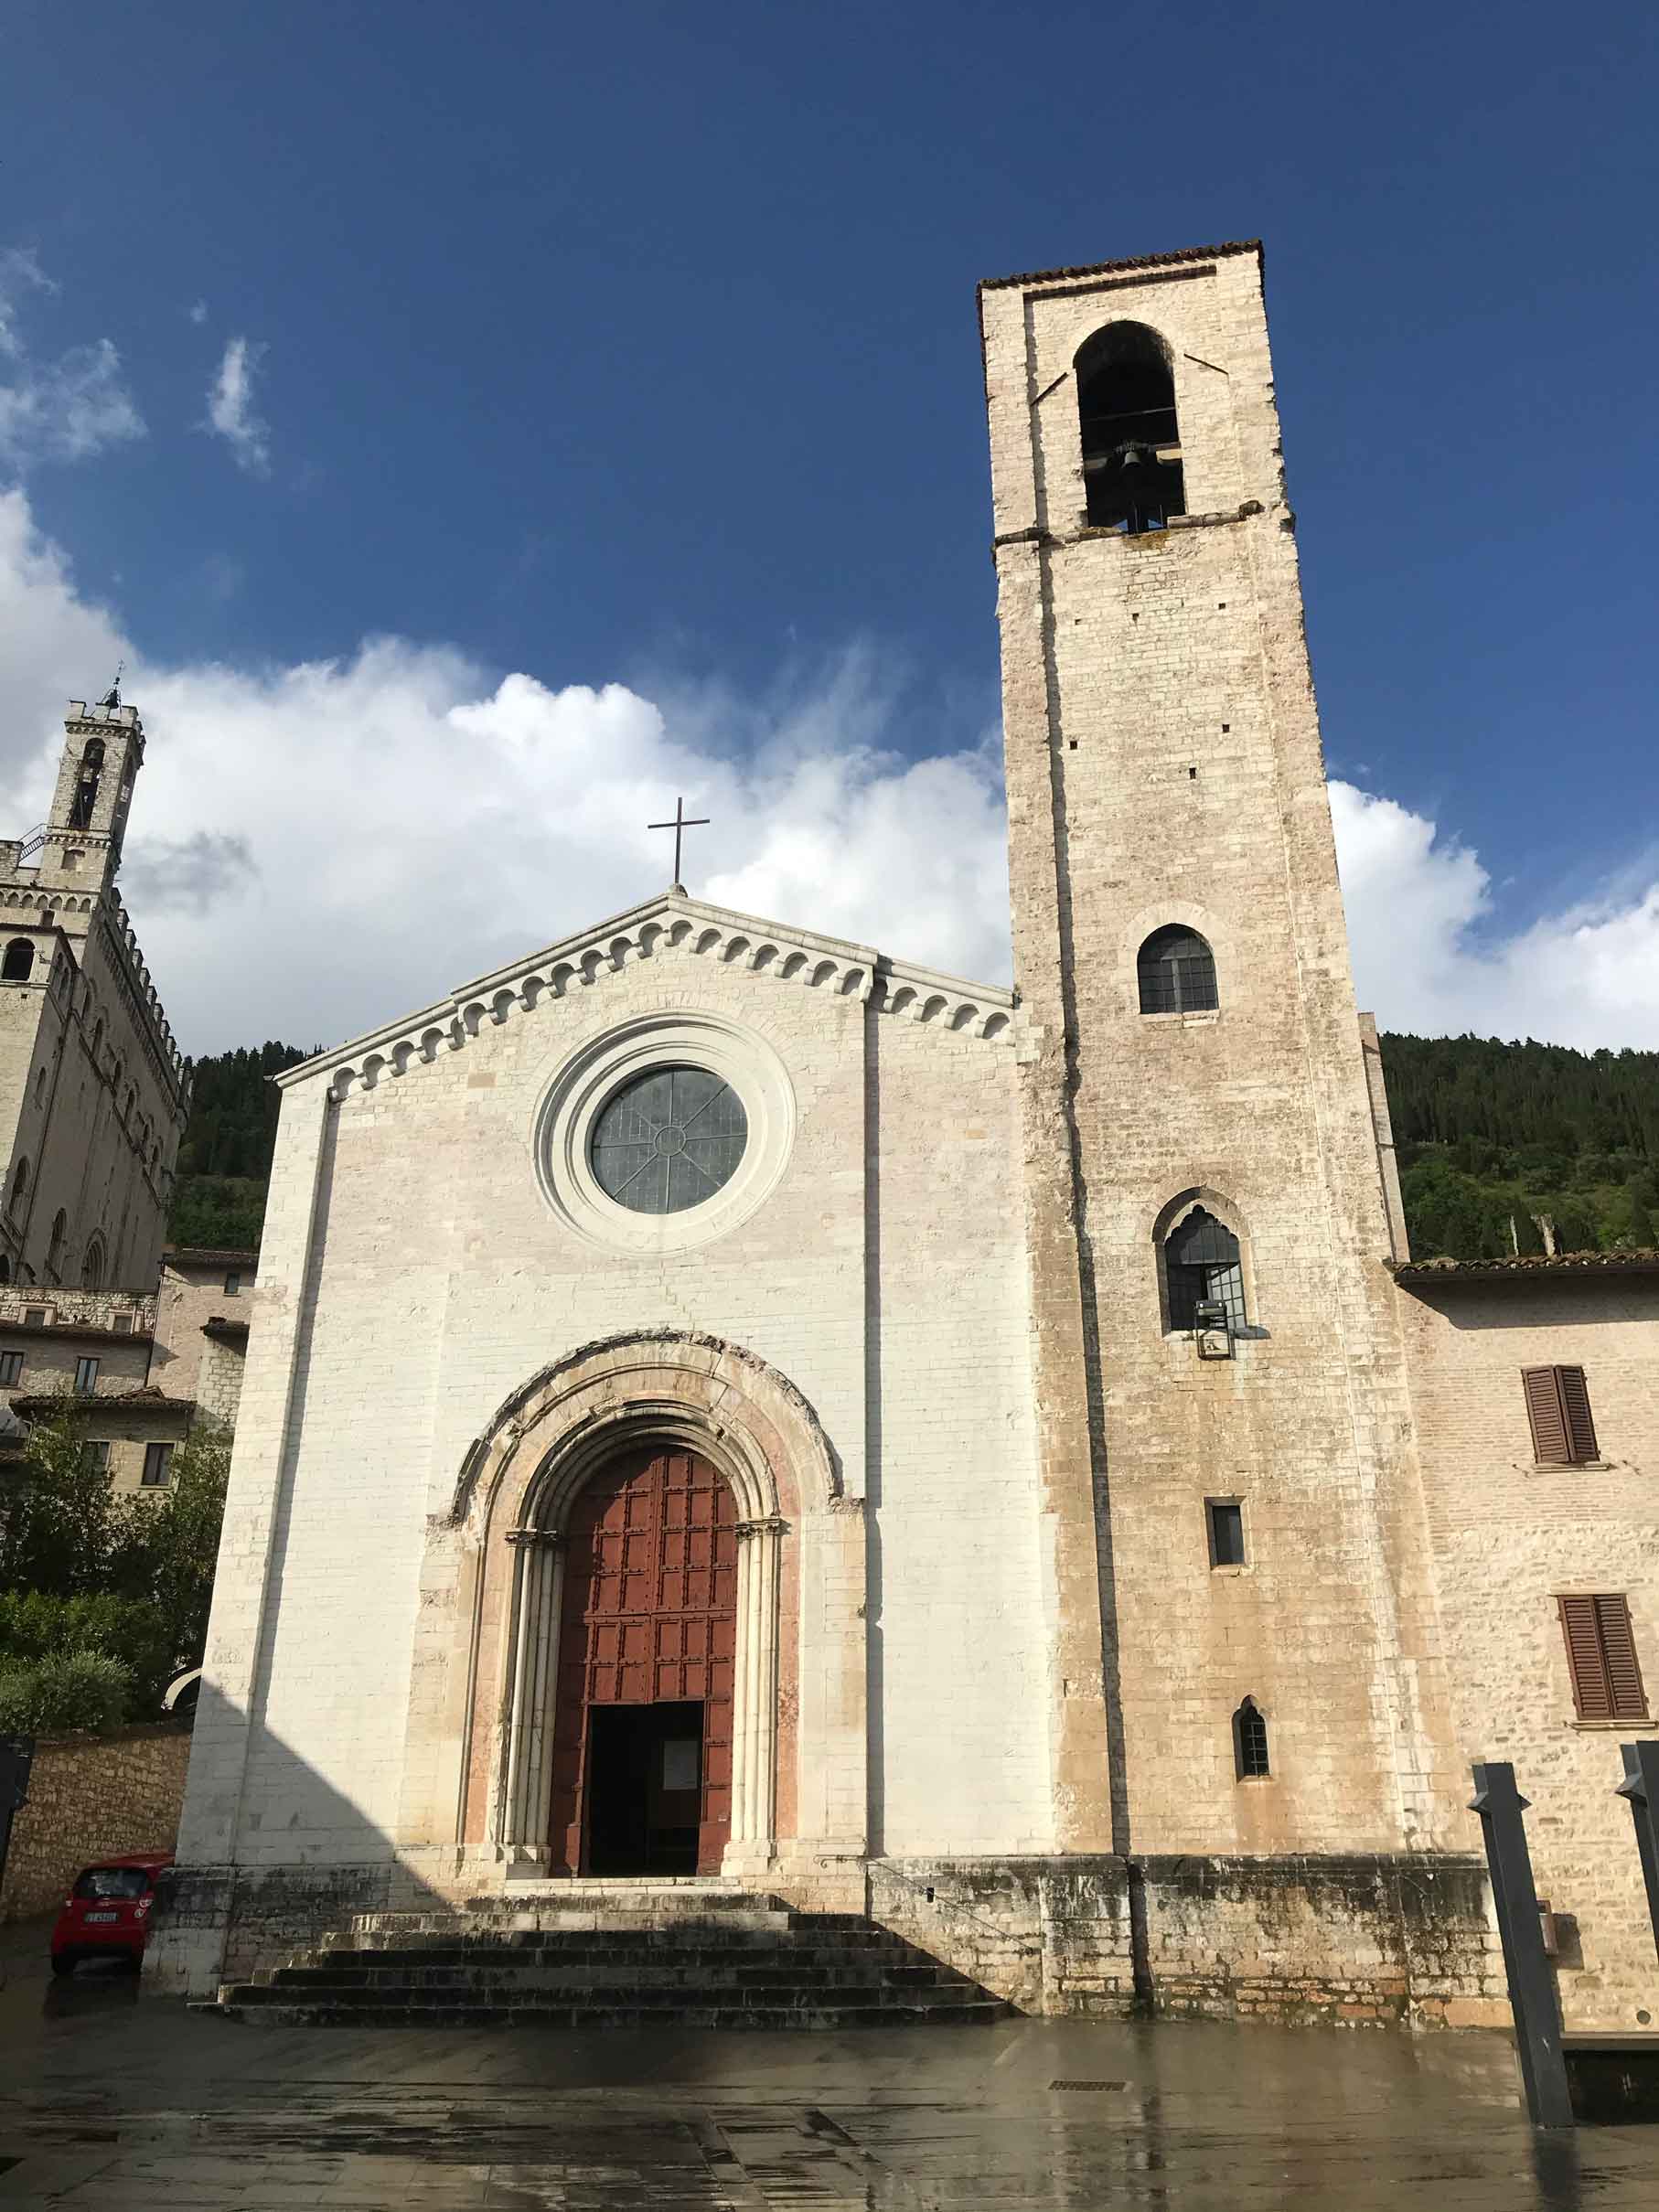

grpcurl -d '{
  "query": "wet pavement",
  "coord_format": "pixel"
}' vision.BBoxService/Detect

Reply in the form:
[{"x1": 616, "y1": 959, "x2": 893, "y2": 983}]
[{"x1": 0, "y1": 1917, "x2": 1653, "y2": 2207}]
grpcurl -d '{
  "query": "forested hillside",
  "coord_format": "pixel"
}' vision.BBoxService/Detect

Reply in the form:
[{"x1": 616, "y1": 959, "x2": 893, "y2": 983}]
[
  {"x1": 1380, "y1": 1032, "x2": 1659, "y2": 1262},
  {"x1": 166, "y1": 1042, "x2": 309, "y2": 1251},
  {"x1": 163, "y1": 1033, "x2": 1659, "y2": 1266}
]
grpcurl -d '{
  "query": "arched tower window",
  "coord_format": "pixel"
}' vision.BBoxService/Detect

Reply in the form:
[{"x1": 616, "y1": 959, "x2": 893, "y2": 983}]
[
  {"x1": 69, "y1": 739, "x2": 103, "y2": 829},
  {"x1": 7, "y1": 1157, "x2": 27, "y2": 1213},
  {"x1": 1234, "y1": 1695, "x2": 1270, "y2": 1779},
  {"x1": 1138, "y1": 926, "x2": 1217, "y2": 1013},
  {"x1": 83, "y1": 1235, "x2": 105, "y2": 1291},
  {"x1": 2, "y1": 939, "x2": 35, "y2": 983},
  {"x1": 1163, "y1": 1202, "x2": 1247, "y2": 1331},
  {"x1": 1076, "y1": 322, "x2": 1185, "y2": 533},
  {"x1": 47, "y1": 1210, "x2": 66, "y2": 1275}
]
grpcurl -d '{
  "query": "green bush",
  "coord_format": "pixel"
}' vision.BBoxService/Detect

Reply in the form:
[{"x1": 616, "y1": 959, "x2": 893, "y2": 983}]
[
  {"x1": 0, "y1": 1592, "x2": 178, "y2": 1715},
  {"x1": 0, "y1": 1650, "x2": 133, "y2": 1736}
]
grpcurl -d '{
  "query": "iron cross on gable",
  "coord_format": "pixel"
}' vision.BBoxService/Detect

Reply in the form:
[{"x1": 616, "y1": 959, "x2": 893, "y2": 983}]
[{"x1": 648, "y1": 796, "x2": 709, "y2": 891}]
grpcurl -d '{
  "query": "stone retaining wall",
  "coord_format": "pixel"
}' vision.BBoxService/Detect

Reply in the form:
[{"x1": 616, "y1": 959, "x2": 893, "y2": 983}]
[
  {"x1": 869, "y1": 1853, "x2": 1508, "y2": 2026},
  {"x1": 0, "y1": 1722, "x2": 192, "y2": 1922}
]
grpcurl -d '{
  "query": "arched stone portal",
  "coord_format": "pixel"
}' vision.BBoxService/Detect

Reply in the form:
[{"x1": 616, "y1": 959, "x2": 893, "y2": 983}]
[{"x1": 410, "y1": 1331, "x2": 867, "y2": 1896}]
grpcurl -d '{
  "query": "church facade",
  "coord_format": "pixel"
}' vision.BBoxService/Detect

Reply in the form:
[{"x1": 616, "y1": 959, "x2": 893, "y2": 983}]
[{"x1": 154, "y1": 241, "x2": 1659, "y2": 2029}]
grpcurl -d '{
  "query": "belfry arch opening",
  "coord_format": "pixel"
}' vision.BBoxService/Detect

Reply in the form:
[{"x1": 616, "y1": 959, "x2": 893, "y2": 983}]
[
  {"x1": 69, "y1": 739, "x2": 103, "y2": 829},
  {"x1": 1076, "y1": 321, "x2": 1185, "y2": 532}
]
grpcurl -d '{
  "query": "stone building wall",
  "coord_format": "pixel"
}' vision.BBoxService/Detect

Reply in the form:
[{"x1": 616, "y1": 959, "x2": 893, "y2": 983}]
[
  {"x1": 0, "y1": 1723, "x2": 192, "y2": 1922},
  {"x1": 980, "y1": 240, "x2": 1462, "y2": 1866},
  {"x1": 147, "y1": 1252, "x2": 253, "y2": 1405},
  {"x1": 0, "y1": 700, "x2": 188, "y2": 1293},
  {"x1": 166, "y1": 893, "x2": 1045, "y2": 1998},
  {"x1": 1397, "y1": 1268, "x2": 1659, "y2": 2032}
]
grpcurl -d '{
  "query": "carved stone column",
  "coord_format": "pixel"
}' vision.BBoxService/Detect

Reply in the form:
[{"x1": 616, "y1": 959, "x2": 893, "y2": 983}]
[
  {"x1": 498, "y1": 1528, "x2": 564, "y2": 1854},
  {"x1": 729, "y1": 1515, "x2": 785, "y2": 1859}
]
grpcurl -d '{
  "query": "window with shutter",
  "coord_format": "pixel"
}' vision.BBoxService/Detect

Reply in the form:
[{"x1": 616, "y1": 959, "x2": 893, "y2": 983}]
[
  {"x1": 1524, "y1": 1366, "x2": 1598, "y2": 1465},
  {"x1": 1557, "y1": 1594, "x2": 1647, "y2": 1721}
]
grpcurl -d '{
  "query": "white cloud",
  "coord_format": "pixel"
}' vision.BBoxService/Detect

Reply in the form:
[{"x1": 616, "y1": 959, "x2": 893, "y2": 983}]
[
  {"x1": 0, "y1": 486, "x2": 1655, "y2": 1058},
  {"x1": 188, "y1": 299, "x2": 209, "y2": 326},
  {"x1": 201, "y1": 336, "x2": 270, "y2": 475},
  {"x1": 0, "y1": 249, "x2": 145, "y2": 472},
  {"x1": 1332, "y1": 783, "x2": 1659, "y2": 1049}
]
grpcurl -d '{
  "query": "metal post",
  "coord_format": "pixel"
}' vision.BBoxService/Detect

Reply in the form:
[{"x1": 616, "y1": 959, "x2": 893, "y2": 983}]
[
  {"x1": 0, "y1": 1735, "x2": 34, "y2": 1903},
  {"x1": 1614, "y1": 1741, "x2": 1659, "y2": 1961},
  {"x1": 1470, "y1": 1760, "x2": 1574, "y2": 2130}
]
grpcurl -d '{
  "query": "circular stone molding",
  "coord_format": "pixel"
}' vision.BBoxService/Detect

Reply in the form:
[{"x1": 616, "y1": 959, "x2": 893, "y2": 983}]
[{"x1": 534, "y1": 1011, "x2": 796, "y2": 1254}]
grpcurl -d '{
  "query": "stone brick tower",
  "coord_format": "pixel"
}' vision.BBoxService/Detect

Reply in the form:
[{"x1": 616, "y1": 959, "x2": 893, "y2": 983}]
[
  {"x1": 0, "y1": 690, "x2": 187, "y2": 1288},
  {"x1": 980, "y1": 242, "x2": 1461, "y2": 1865}
]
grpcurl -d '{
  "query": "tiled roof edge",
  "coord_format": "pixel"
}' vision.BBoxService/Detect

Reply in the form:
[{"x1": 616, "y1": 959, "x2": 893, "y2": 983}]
[{"x1": 979, "y1": 240, "x2": 1262, "y2": 293}]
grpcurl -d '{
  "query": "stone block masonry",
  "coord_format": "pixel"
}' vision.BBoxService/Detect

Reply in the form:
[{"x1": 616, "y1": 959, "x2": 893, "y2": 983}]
[
  {"x1": 869, "y1": 1854, "x2": 1505, "y2": 2025},
  {"x1": 0, "y1": 1722, "x2": 192, "y2": 1922}
]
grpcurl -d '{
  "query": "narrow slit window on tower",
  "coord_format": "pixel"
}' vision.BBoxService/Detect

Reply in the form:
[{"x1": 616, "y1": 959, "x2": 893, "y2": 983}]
[
  {"x1": 1164, "y1": 1205, "x2": 1247, "y2": 1332},
  {"x1": 8, "y1": 1157, "x2": 28, "y2": 1213},
  {"x1": 1076, "y1": 321, "x2": 1186, "y2": 533},
  {"x1": 1206, "y1": 1499, "x2": 1247, "y2": 1567},
  {"x1": 2, "y1": 939, "x2": 35, "y2": 983},
  {"x1": 1138, "y1": 926, "x2": 1217, "y2": 1013},
  {"x1": 1234, "y1": 1696, "x2": 1270, "y2": 1779}
]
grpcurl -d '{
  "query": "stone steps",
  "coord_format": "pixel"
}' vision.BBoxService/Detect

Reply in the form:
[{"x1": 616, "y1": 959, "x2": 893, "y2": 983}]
[{"x1": 207, "y1": 1890, "x2": 1010, "y2": 2031}]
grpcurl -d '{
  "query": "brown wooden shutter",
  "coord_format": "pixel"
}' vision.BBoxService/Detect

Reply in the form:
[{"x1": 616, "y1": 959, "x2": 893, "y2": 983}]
[
  {"x1": 1557, "y1": 1366, "x2": 1598, "y2": 1463},
  {"x1": 1558, "y1": 1595, "x2": 1613, "y2": 1716},
  {"x1": 1525, "y1": 1368, "x2": 1571, "y2": 1465},
  {"x1": 1558, "y1": 1594, "x2": 1649, "y2": 1720},
  {"x1": 1594, "y1": 1595, "x2": 1646, "y2": 1719}
]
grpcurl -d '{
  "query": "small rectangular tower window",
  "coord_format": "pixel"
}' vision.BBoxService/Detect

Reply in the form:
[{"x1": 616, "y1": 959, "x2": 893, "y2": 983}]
[
  {"x1": 223, "y1": 1271, "x2": 241, "y2": 1296},
  {"x1": 1557, "y1": 1595, "x2": 1647, "y2": 1721},
  {"x1": 1206, "y1": 1499, "x2": 1246, "y2": 1567},
  {"x1": 1524, "y1": 1366, "x2": 1598, "y2": 1466},
  {"x1": 73, "y1": 1355, "x2": 99, "y2": 1395},
  {"x1": 141, "y1": 1442, "x2": 174, "y2": 1488},
  {"x1": 0, "y1": 1352, "x2": 21, "y2": 1385}
]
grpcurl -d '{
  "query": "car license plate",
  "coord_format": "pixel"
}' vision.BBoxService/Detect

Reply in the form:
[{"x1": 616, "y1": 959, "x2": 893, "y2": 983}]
[{"x1": 84, "y1": 1910, "x2": 119, "y2": 1923}]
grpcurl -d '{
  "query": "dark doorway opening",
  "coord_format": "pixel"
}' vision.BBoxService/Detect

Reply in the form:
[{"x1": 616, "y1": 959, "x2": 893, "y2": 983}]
[{"x1": 584, "y1": 1700, "x2": 704, "y2": 1875}]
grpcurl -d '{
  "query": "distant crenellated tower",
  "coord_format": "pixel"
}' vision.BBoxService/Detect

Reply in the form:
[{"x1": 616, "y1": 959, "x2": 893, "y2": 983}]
[
  {"x1": 0, "y1": 688, "x2": 187, "y2": 1289},
  {"x1": 979, "y1": 241, "x2": 1462, "y2": 1865}
]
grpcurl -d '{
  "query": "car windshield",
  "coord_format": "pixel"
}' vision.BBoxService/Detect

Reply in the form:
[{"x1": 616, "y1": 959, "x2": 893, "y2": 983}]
[{"x1": 72, "y1": 1866, "x2": 150, "y2": 1900}]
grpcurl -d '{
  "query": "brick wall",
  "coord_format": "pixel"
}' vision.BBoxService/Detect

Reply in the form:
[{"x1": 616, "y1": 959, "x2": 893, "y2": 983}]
[
  {"x1": 0, "y1": 1722, "x2": 191, "y2": 1922},
  {"x1": 1398, "y1": 1273, "x2": 1659, "y2": 2030}
]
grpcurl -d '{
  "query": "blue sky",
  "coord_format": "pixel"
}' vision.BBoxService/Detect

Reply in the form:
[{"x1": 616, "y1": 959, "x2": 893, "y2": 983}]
[{"x1": 2, "y1": 1, "x2": 1657, "y2": 1052}]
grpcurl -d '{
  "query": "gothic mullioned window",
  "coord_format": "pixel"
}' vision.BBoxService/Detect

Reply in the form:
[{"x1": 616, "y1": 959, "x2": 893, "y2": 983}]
[
  {"x1": 589, "y1": 1065, "x2": 748, "y2": 1216},
  {"x1": 1164, "y1": 1204, "x2": 1247, "y2": 1332},
  {"x1": 1138, "y1": 927, "x2": 1217, "y2": 1014},
  {"x1": 1076, "y1": 321, "x2": 1186, "y2": 533}
]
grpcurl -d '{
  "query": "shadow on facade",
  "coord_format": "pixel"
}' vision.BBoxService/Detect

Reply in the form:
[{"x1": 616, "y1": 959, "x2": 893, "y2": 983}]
[{"x1": 144, "y1": 1679, "x2": 453, "y2": 1998}]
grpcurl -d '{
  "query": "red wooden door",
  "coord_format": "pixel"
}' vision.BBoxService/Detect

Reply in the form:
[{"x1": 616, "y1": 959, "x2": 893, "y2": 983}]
[{"x1": 549, "y1": 1447, "x2": 737, "y2": 1873}]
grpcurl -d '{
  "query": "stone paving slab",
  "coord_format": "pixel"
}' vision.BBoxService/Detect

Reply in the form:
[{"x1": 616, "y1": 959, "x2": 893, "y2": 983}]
[{"x1": 0, "y1": 1929, "x2": 1654, "y2": 2207}]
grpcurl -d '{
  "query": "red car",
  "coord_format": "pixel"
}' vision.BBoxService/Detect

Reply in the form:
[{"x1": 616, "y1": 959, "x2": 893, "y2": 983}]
[{"x1": 50, "y1": 1852, "x2": 173, "y2": 1976}]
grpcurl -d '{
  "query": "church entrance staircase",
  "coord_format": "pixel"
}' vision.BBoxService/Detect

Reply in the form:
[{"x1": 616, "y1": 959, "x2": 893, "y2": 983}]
[{"x1": 206, "y1": 1884, "x2": 1010, "y2": 2028}]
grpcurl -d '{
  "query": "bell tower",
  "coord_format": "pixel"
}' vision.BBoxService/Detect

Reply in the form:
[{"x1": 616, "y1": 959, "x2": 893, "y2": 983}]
[
  {"x1": 980, "y1": 242, "x2": 1461, "y2": 1865},
  {"x1": 36, "y1": 679, "x2": 144, "y2": 894}
]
